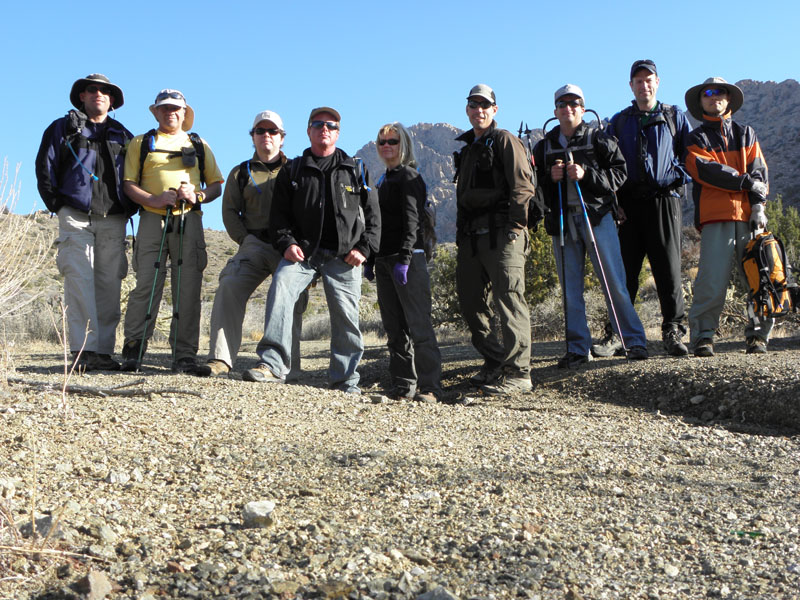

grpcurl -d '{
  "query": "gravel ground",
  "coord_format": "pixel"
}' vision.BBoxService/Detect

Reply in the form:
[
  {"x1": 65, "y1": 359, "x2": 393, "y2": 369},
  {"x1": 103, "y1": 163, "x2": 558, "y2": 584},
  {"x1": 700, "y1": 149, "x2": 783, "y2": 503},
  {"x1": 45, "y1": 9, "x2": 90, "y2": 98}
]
[{"x1": 1, "y1": 335, "x2": 799, "y2": 600}]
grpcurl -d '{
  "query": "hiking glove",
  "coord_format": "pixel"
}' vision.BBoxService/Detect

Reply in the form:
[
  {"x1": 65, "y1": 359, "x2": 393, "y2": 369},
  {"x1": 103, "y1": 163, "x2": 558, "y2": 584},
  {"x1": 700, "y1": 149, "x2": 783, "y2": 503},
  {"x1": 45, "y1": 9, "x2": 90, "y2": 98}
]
[
  {"x1": 363, "y1": 263, "x2": 375, "y2": 282},
  {"x1": 751, "y1": 181, "x2": 768, "y2": 198},
  {"x1": 393, "y1": 263, "x2": 409, "y2": 286},
  {"x1": 750, "y1": 203, "x2": 767, "y2": 229}
]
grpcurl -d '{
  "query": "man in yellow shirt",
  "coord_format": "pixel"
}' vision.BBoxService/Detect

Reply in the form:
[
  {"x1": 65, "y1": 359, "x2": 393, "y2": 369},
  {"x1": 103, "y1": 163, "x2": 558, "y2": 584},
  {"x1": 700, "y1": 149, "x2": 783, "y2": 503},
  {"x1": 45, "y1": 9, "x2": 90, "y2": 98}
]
[{"x1": 120, "y1": 89, "x2": 224, "y2": 374}]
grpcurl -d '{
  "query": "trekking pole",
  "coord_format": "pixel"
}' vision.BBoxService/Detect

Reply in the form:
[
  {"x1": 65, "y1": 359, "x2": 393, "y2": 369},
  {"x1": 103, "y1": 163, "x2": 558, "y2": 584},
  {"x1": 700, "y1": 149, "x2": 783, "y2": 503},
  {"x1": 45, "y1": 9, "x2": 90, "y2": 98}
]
[
  {"x1": 566, "y1": 151, "x2": 628, "y2": 354},
  {"x1": 136, "y1": 212, "x2": 171, "y2": 371},
  {"x1": 170, "y1": 198, "x2": 187, "y2": 366},
  {"x1": 554, "y1": 160, "x2": 569, "y2": 353}
]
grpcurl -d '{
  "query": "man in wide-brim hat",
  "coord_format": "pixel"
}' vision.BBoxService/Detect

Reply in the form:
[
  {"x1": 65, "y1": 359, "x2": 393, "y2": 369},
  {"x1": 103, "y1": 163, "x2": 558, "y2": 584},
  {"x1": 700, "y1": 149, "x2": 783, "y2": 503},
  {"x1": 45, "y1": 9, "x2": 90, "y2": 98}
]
[
  {"x1": 683, "y1": 77, "x2": 771, "y2": 357},
  {"x1": 35, "y1": 73, "x2": 134, "y2": 372}
]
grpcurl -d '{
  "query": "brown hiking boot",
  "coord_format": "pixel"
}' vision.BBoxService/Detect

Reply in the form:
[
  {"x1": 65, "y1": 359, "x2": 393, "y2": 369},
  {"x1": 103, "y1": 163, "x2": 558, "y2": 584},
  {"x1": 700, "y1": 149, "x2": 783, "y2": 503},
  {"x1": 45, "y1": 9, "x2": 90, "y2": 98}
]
[{"x1": 206, "y1": 359, "x2": 230, "y2": 377}]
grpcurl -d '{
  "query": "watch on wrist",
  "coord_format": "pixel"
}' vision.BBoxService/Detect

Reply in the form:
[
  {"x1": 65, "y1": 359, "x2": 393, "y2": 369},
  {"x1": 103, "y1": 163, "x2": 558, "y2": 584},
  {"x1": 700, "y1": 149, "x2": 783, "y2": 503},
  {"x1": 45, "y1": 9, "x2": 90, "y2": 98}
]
[
  {"x1": 507, "y1": 231, "x2": 518, "y2": 242},
  {"x1": 196, "y1": 191, "x2": 205, "y2": 203}
]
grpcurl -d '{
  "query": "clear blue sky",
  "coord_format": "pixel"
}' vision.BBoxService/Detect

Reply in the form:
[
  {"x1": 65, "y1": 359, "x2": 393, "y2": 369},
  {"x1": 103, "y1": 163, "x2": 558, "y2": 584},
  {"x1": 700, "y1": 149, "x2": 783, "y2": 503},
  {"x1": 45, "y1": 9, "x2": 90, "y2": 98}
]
[{"x1": 2, "y1": 0, "x2": 795, "y2": 232}]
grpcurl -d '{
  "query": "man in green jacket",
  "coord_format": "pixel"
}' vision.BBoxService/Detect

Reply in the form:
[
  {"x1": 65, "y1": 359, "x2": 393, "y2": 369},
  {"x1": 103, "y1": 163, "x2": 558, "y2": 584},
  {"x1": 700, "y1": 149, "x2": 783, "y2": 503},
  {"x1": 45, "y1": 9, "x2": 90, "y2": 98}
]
[
  {"x1": 204, "y1": 111, "x2": 307, "y2": 378},
  {"x1": 454, "y1": 84, "x2": 535, "y2": 396}
]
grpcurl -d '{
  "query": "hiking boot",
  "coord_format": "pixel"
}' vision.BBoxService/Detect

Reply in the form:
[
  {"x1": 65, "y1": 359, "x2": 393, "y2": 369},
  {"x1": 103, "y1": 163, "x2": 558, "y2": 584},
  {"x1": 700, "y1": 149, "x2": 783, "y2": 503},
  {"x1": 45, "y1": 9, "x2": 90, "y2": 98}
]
[
  {"x1": 172, "y1": 357, "x2": 211, "y2": 376},
  {"x1": 387, "y1": 387, "x2": 415, "y2": 400},
  {"x1": 414, "y1": 392, "x2": 438, "y2": 404},
  {"x1": 206, "y1": 359, "x2": 230, "y2": 378},
  {"x1": 120, "y1": 340, "x2": 145, "y2": 371},
  {"x1": 746, "y1": 336, "x2": 768, "y2": 355},
  {"x1": 591, "y1": 331, "x2": 624, "y2": 358},
  {"x1": 481, "y1": 374, "x2": 532, "y2": 396},
  {"x1": 242, "y1": 363, "x2": 285, "y2": 383},
  {"x1": 693, "y1": 339, "x2": 714, "y2": 357},
  {"x1": 93, "y1": 353, "x2": 121, "y2": 371},
  {"x1": 70, "y1": 351, "x2": 93, "y2": 372},
  {"x1": 468, "y1": 365, "x2": 502, "y2": 386},
  {"x1": 557, "y1": 352, "x2": 590, "y2": 369},
  {"x1": 626, "y1": 345, "x2": 649, "y2": 360},
  {"x1": 662, "y1": 328, "x2": 688, "y2": 357}
]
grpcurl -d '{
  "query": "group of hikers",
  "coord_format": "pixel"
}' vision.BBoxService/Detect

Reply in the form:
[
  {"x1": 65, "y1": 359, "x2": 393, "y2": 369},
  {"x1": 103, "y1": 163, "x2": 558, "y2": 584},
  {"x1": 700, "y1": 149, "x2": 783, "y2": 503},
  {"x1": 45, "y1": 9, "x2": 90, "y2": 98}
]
[{"x1": 35, "y1": 59, "x2": 770, "y2": 400}]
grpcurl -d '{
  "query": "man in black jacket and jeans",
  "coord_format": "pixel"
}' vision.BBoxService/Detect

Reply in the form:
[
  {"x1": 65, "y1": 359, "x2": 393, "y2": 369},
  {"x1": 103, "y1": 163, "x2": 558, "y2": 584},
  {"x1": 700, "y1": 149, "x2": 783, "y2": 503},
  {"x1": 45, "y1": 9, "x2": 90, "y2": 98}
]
[{"x1": 243, "y1": 107, "x2": 381, "y2": 395}]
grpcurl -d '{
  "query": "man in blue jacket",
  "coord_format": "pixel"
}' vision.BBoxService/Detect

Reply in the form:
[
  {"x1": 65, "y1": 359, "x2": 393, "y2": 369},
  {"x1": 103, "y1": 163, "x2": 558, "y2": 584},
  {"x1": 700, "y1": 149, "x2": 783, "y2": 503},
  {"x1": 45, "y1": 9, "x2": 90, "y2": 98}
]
[
  {"x1": 35, "y1": 74, "x2": 134, "y2": 371},
  {"x1": 592, "y1": 60, "x2": 691, "y2": 358}
]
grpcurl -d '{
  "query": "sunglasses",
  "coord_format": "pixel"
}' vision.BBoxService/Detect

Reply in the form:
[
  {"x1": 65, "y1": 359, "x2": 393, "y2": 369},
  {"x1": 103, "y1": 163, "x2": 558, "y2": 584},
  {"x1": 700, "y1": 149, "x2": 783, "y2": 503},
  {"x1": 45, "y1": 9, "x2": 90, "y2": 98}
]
[
  {"x1": 467, "y1": 100, "x2": 495, "y2": 110},
  {"x1": 253, "y1": 127, "x2": 282, "y2": 136},
  {"x1": 309, "y1": 120, "x2": 339, "y2": 130},
  {"x1": 556, "y1": 99, "x2": 583, "y2": 109},
  {"x1": 156, "y1": 90, "x2": 185, "y2": 102},
  {"x1": 85, "y1": 85, "x2": 112, "y2": 95},
  {"x1": 378, "y1": 139, "x2": 400, "y2": 146},
  {"x1": 702, "y1": 88, "x2": 727, "y2": 97}
]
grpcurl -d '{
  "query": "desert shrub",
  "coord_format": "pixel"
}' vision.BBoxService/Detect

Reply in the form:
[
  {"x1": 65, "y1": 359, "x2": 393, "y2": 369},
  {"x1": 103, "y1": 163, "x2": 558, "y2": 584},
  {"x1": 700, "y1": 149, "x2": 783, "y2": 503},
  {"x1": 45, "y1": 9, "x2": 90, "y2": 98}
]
[{"x1": 0, "y1": 159, "x2": 54, "y2": 323}]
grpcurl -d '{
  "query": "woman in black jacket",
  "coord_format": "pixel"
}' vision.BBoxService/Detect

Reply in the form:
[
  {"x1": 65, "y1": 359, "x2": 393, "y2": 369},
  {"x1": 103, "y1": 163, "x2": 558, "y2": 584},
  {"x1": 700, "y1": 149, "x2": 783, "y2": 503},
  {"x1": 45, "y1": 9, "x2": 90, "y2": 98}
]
[{"x1": 370, "y1": 122, "x2": 442, "y2": 402}]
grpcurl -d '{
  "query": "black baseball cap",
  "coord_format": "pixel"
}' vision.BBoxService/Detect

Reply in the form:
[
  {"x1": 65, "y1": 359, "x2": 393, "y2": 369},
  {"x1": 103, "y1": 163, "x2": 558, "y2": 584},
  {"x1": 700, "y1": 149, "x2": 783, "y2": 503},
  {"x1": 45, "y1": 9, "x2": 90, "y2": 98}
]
[{"x1": 630, "y1": 59, "x2": 657, "y2": 80}]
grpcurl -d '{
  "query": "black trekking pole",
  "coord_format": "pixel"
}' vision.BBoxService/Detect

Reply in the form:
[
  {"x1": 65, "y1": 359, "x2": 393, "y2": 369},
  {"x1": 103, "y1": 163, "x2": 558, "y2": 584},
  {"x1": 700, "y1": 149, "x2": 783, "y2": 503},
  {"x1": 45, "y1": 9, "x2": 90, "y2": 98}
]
[
  {"x1": 136, "y1": 212, "x2": 171, "y2": 371},
  {"x1": 171, "y1": 198, "x2": 187, "y2": 367},
  {"x1": 566, "y1": 150, "x2": 628, "y2": 354},
  {"x1": 541, "y1": 116, "x2": 571, "y2": 355}
]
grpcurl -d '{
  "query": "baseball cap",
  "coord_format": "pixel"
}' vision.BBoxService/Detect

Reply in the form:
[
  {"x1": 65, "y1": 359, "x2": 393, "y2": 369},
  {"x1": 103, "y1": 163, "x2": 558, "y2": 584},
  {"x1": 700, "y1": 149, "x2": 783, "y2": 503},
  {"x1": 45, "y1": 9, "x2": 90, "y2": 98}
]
[
  {"x1": 554, "y1": 84, "x2": 584, "y2": 104},
  {"x1": 308, "y1": 106, "x2": 341, "y2": 123},
  {"x1": 466, "y1": 84, "x2": 496, "y2": 104},
  {"x1": 630, "y1": 59, "x2": 658, "y2": 79},
  {"x1": 252, "y1": 110, "x2": 284, "y2": 132}
]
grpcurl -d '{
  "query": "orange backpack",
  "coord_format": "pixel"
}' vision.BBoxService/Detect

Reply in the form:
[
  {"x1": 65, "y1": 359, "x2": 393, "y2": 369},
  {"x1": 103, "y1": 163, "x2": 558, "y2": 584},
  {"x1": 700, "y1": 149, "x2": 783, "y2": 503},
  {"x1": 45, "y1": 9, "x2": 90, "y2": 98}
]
[{"x1": 742, "y1": 231, "x2": 793, "y2": 321}]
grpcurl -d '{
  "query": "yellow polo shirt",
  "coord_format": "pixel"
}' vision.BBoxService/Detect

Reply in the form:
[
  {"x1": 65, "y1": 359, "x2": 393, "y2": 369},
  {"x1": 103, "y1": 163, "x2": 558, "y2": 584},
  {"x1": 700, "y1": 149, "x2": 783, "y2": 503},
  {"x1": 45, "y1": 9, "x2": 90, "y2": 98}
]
[{"x1": 124, "y1": 130, "x2": 224, "y2": 216}]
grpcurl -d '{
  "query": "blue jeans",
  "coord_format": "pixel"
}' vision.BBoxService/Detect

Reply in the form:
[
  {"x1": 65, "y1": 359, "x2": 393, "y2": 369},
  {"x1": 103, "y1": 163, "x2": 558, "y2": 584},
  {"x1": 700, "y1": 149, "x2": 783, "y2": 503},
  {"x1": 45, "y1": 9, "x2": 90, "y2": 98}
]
[
  {"x1": 256, "y1": 250, "x2": 363, "y2": 393},
  {"x1": 552, "y1": 211, "x2": 647, "y2": 355}
]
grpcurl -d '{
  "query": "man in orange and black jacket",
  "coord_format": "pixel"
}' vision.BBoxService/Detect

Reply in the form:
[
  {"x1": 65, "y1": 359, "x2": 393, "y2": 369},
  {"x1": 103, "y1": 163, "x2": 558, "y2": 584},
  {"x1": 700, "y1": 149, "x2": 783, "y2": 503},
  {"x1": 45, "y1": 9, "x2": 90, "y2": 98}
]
[{"x1": 683, "y1": 77, "x2": 770, "y2": 357}]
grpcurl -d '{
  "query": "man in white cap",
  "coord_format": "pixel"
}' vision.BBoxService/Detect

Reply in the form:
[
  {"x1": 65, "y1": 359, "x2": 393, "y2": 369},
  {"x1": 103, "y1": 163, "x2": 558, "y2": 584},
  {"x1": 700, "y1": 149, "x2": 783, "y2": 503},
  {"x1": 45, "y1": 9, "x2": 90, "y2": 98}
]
[
  {"x1": 204, "y1": 111, "x2": 308, "y2": 378},
  {"x1": 35, "y1": 73, "x2": 133, "y2": 372},
  {"x1": 683, "y1": 77, "x2": 770, "y2": 356},
  {"x1": 243, "y1": 107, "x2": 380, "y2": 395},
  {"x1": 533, "y1": 84, "x2": 648, "y2": 369},
  {"x1": 453, "y1": 84, "x2": 536, "y2": 395},
  {"x1": 120, "y1": 89, "x2": 224, "y2": 374}
]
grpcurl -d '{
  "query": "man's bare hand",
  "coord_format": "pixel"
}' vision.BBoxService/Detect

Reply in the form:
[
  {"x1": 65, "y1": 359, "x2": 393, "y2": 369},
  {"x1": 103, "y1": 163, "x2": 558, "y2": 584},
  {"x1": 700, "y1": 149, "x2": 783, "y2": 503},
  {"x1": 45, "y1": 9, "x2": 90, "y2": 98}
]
[
  {"x1": 153, "y1": 189, "x2": 177, "y2": 209},
  {"x1": 284, "y1": 245, "x2": 305, "y2": 263},
  {"x1": 344, "y1": 249, "x2": 366, "y2": 267},
  {"x1": 176, "y1": 181, "x2": 197, "y2": 204},
  {"x1": 566, "y1": 162, "x2": 585, "y2": 181}
]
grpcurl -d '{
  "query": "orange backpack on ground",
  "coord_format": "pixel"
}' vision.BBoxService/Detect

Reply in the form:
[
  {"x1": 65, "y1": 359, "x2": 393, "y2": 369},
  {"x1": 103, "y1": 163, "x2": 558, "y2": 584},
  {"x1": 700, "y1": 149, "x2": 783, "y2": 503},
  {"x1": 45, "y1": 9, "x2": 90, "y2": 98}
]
[{"x1": 742, "y1": 230, "x2": 794, "y2": 321}]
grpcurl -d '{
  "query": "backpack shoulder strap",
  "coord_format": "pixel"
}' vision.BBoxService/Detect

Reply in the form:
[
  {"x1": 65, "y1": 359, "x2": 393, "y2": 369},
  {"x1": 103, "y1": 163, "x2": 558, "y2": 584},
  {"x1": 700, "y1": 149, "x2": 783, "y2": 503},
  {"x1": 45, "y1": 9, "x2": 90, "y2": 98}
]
[
  {"x1": 188, "y1": 132, "x2": 206, "y2": 186},
  {"x1": 660, "y1": 103, "x2": 678, "y2": 139},
  {"x1": 236, "y1": 159, "x2": 251, "y2": 195},
  {"x1": 138, "y1": 128, "x2": 158, "y2": 186}
]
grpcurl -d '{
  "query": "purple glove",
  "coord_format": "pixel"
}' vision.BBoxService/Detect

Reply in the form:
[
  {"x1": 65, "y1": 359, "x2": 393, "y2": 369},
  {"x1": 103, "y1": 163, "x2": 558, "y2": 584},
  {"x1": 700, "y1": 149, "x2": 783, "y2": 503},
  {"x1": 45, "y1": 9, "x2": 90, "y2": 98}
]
[
  {"x1": 393, "y1": 263, "x2": 409, "y2": 285},
  {"x1": 363, "y1": 263, "x2": 374, "y2": 282}
]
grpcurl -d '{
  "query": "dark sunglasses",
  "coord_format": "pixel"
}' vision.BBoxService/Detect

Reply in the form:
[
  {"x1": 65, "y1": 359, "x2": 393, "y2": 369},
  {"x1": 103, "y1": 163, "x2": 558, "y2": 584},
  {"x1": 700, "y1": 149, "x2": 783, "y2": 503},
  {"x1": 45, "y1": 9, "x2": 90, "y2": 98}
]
[
  {"x1": 85, "y1": 85, "x2": 112, "y2": 95},
  {"x1": 556, "y1": 99, "x2": 583, "y2": 109},
  {"x1": 156, "y1": 90, "x2": 185, "y2": 102},
  {"x1": 702, "y1": 88, "x2": 727, "y2": 97},
  {"x1": 253, "y1": 127, "x2": 282, "y2": 136},
  {"x1": 378, "y1": 139, "x2": 400, "y2": 146},
  {"x1": 467, "y1": 100, "x2": 495, "y2": 110},
  {"x1": 309, "y1": 120, "x2": 339, "y2": 130}
]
